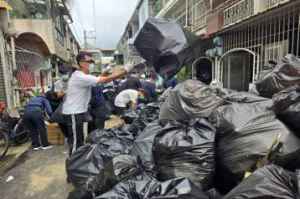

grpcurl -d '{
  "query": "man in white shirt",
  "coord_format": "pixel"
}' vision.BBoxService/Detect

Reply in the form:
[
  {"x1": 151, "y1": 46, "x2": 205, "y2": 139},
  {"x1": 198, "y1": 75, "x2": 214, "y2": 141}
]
[
  {"x1": 62, "y1": 52, "x2": 135, "y2": 154},
  {"x1": 114, "y1": 89, "x2": 148, "y2": 116}
]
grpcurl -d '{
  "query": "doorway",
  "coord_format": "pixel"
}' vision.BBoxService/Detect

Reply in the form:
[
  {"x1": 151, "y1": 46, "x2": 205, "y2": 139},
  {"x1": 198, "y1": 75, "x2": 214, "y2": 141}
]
[
  {"x1": 193, "y1": 57, "x2": 213, "y2": 85},
  {"x1": 222, "y1": 51, "x2": 254, "y2": 91}
]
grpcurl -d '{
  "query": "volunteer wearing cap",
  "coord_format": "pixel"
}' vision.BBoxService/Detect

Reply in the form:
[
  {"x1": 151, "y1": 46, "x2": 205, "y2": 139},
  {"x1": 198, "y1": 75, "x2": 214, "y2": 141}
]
[
  {"x1": 51, "y1": 64, "x2": 69, "y2": 138},
  {"x1": 141, "y1": 72, "x2": 158, "y2": 102},
  {"x1": 62, "y1": 52, "x2": 135, "y2": 155},
  {"x1": 24, "y1": 94, "x2": 53, "y2": 151}
]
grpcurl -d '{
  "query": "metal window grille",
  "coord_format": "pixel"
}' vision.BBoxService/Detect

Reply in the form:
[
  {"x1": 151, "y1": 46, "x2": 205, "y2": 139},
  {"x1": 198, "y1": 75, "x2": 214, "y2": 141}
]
[
  {"x1": 221, "y1": 2, "x2": 300, "y2": 70},
  {"x1": 14, "y1": 38, "x2": 50, "y2": 90}
]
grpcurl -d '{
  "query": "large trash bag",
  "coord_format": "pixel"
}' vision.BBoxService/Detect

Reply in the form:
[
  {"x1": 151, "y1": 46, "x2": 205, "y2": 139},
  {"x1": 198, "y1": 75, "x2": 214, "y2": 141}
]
[
  {"x1": 273, "y1": 85, "x2": 300, "y2": 136},
  {"x1": 158, "y1": 87, "x2": 173, "y2": 102},
  {"x1": 206, "y1": 188, "x2": 223, "y2": 199},
  {"x1": 66, "y1": 144, "x2": 114, "y2": 188},
  {"x1": 67, "y1": 155, "x2": 156, "y2": 199},
  {"x1": 225, "y1": 91, "x2": 269, "y2": 103},
  {"x1": 223, "y1": 165, "x2": 298, "y2": 199},
  {"x1": 85, "y1": 126, "x2": 134, "y2": 154},
  {"x1": 159, "y1": 80, "x2": 223, "y2": 122},
  {"x1": 96, "y1": 178, "x2": 209, "y2": 199},
  {"x1": 256, "y1": 54, "x2": 300, "y2": 98},
  {"x1": 210, "y1": 102, "x2": 300, "y2": 185},
  {"x1": 130, "y1": 121, "x2": 163, "y2": 163},
  {"x1": 153, "y1": 118, "x2": 216, "y2": 190},
  {"x1": 134, "y1": 18, "x2": 200, "y2": 79}
]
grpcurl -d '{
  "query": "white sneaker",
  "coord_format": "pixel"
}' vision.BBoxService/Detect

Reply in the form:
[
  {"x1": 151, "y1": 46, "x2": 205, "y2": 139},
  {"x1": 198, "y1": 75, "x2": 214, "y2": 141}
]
[
  {"x1": 42, "y1": 145, "x2": 53, "y2": 150},
  {"x1": 33, "y1": 146, "x2": 42, "y2": 151}
]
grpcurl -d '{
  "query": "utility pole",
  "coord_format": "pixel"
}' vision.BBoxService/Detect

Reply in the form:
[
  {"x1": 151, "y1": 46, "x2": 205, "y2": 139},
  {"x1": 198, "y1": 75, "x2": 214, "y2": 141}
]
[{"x1": 83, "y1": 30, "x2": 96, "y2": 50}]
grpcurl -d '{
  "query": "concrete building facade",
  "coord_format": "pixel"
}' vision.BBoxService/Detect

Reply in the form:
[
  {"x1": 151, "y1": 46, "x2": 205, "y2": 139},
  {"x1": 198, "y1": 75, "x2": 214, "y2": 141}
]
[
  {"x1": 0, "y1": 0, "x2": 80, "y2": 108},
  {"x1": 153, "y1": 0, "x2": 300, "y2": 91}
]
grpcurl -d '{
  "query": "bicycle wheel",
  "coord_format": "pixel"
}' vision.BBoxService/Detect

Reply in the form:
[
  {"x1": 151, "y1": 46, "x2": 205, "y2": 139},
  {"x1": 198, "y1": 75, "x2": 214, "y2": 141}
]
[
  {"x1": 0, "y1": 131, "x2": 9, "y2": 159},
  {"x1": 14, "y1": 119, "x2": 29, "y2": 145}
]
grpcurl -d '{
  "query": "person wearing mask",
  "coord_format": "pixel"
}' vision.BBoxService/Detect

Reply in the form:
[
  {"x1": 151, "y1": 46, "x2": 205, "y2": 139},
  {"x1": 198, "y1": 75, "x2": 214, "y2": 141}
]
[
  {"x1": 164, "y1": 75, "x2": 179, "y2": 89},
  {"x1": 141, "y1": 72, "x2": 157, "y2": 102},
  {"x1": 24, "y1": 94, "x2": 53, "y2": 150},
  {"x1": 118, "y1": 68, "x2": 141, "y2": 92},
  {"x1": 88, "y1": 84, "x2": 107, "y2": 133},
  {"x1": 51, "y1": 64, "x2": 69, "y2": 138},
  {"x1": 62, "y1": 52, "x2": 135, "y2": 155},
  {"x1": 114, "y1": 88, "x2": 148, "y2": 117}
]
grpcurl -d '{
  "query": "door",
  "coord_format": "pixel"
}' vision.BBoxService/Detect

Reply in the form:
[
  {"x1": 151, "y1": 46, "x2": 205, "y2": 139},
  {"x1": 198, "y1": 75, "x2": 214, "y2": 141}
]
[{"x1": 223, "y1": 52, "x2": 253, "y2": 91}]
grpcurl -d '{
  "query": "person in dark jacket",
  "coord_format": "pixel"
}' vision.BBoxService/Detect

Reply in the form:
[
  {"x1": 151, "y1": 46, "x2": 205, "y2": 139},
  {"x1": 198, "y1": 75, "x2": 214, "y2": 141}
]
[
  {"x1": 118, "y1": 69, "x2": 141, "y2": 92},
  {"x1": 88, "y1": 84, "x2": 107, "y2": 133},
  {"x1": 164, "y1": 76, "x2": 179, "y2": 89},
  {"x1": 24, "y1": 93, "x2": 53, "y2": 150},
  {"x1": 141, "y1": 72, "x2": 157, "y2": 102}
]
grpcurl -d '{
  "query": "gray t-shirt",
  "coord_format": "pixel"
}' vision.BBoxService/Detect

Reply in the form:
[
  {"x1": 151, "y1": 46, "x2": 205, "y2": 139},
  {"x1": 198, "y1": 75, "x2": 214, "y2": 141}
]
[
  {"x1": 54, "y1": 79, "x2": 68, "y2": 92},
  {"x1": 62, "y1": 71, "x2": 99, "y2": 115},
  {"x1": 114, "y1": 89, "x2": 138, "y2": 108}
]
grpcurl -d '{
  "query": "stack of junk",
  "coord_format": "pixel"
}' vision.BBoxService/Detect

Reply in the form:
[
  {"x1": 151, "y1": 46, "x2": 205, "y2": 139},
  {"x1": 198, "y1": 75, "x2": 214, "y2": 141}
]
[{"x1": 66, "y1": 19, "x2": 300, "y2": 199}]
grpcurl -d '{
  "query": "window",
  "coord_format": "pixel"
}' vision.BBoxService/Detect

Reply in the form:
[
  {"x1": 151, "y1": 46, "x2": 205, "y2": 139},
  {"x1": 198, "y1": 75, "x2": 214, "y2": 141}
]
[
  {"x1": 51, "y1": 1, "x2": 65, "y2": 45},
  {"x1": 102, "y1": 51, "x2": 114, "y2": 57}
]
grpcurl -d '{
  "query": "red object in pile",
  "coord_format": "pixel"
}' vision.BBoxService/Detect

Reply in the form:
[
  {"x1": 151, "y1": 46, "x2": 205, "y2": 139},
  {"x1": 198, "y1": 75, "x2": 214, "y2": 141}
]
[{"x1": 0, "y1": 102, "x2": 5, "y2": 112}]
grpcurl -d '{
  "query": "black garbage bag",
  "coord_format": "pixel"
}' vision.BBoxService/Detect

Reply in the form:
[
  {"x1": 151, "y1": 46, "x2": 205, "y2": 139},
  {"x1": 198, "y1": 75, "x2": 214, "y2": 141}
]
[
  {"x1": 225, "y1": 91, "x2": 269, "y2": 103},
  {"x1": 223, "y1": 165, "x2": 298, "y2": 199},
  {"x1": 66, "y1": 129, "x2": 134, "y2": 188},
  {"x1": 273, "y1": 85, "x2": 300, "y2": 136},
  {"x1": 256, "y1": 54, "x2": 300, "y2": 98},
  {"x1": 158, "y1": 87, "x2": 173, "y2": 102},
  {"x1": 206, "y1": 188, "x2": 223, "y2": 199},
  {"x1": 66, "y1": 144, "x2": 114, "y2": 188},
  {"x1": 105, "y1": 100, "x2": 114, "y2": 117},
  {"x1": 67, "y1": 155, "x2": 156, "y2": 199},
  {"x1": 159, "y1": 80, "x2": 223, "y2": 122},
  {"x1": 130, "y1": 121, "x2": 163, "y2": 163},
  {"x1": 210, "y1": 102, "x2": 300, "y2": 185},
  {"x1": 85, "y1": 126, "x2": 134, "y2": 154},
  {"x1": 123, "y1": 109, "x2": 140, "y2": 124},
  {"x1": 153, "y1": 118, "x2": 216, "y2": 190},
  {"x1": 134, "y1": 18, "x2": 200, "y2": 79},
  {"x1": 96, "y1": 178, "x2": 209, "y2": 199}
]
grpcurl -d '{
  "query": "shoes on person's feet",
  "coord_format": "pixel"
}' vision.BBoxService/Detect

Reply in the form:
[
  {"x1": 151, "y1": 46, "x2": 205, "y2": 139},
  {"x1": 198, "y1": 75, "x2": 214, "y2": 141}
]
[
  {"x1": 42, "y1": 145, "x2": 53, "y2": 150},
  {"x1": 33, "y1": 146, "x2": 42, "y2": 151}
]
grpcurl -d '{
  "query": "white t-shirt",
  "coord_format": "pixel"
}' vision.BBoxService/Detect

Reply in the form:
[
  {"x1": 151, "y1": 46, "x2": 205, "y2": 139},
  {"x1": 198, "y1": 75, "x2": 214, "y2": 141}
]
[
  {"x1": 54, "y1": 79, "x2": 68, "y2": 92},
  {"x1": 114, "y1": 89, "x2": 138, "y2": 108},
  {"x1": 62, "y1": 71, "x2": 99, "y2": 115}
]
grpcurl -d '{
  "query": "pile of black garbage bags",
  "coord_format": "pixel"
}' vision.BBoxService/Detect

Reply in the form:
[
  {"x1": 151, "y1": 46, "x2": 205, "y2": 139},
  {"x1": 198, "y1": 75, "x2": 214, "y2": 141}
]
[
  {"x1": 66, "y1": 54, "x2": 300, "y2": 198},
  {"x1": 66, "y1": 19, "x2": 300, "y2": 199}
]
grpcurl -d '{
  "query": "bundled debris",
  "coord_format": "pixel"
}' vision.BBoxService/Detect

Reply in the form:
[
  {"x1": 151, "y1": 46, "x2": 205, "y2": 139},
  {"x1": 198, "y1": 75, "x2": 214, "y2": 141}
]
[
  {"x1": 256, "y1": 54, "x2": 300, "y2": 98},
  {"x1": 273, "y1": 85, "x2": 300, "y2": 136},
  {"x1": 67, "y1": 155, "x2": 156, "y2": 199},
  {"x1": 130, "y1": 121, "x2": 163, "y2": 163},
  {"x1": 159, "y1": 80, "x2": 223, "y2": 122},
  {"x1": 210, "y1": 102, "x2": 300, "y2": 188},
  {"x1": 134, "y1": 18, "x2": 200, "y2": 79},
  {"x1": 223, "y1": 165, "x2": 299, "y2": 199},
  {"x1": 153, "y1": 118, "x2": 216, "y2": 190},
  {"x1": 66, "y1": 129, "x2": 134, "y2": 187},
  {"x1": 96, "y1": 178, "x2": 209, "y2": 199}
]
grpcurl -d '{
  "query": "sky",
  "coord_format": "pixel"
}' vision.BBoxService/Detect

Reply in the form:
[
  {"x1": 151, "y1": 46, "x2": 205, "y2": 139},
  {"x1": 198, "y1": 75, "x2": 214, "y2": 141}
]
[{"x1": 67, "y1": 0, "x2": 139, "y2": 48}]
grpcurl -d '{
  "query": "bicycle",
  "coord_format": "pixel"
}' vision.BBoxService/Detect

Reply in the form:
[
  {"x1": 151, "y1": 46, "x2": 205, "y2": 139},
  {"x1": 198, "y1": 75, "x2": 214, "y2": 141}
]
[{"x1": 0, "y1": 103, "x2": 29, "y2": 159}]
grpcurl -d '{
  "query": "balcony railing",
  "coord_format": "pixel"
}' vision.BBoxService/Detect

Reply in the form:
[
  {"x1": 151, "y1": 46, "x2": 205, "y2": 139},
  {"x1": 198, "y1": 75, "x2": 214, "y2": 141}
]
[
  {"x1": 153, "y1": 0, "x2": 164, "y2": 16},
  {"x1": 212, "y1": 0, "x2": 230, "y2": 9},
  {"x1": 223, "y1": 0, "x2": 254, "y2": 27},
  {"x1": 265, "y1": 0, "x2": 290, "y2": 9},
  {"x1": 191, "y1": 0, "x2": 212, "y2": 31}
]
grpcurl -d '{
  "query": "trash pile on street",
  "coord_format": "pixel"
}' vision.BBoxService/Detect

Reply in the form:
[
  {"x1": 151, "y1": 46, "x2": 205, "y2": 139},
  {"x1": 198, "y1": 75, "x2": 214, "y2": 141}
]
[
  {"x1": 66, "y1": 76, "x2": 300, "y2": 198},
  {"x1": 66, "y1": 19, "x2": 300, "y2": 198}
]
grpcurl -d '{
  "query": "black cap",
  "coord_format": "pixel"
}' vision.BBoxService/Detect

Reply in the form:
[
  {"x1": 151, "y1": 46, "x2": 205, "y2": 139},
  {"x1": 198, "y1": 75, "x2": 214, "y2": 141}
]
[{"x1": 58, "y1": 64, "x2": 69, "y2": 73}]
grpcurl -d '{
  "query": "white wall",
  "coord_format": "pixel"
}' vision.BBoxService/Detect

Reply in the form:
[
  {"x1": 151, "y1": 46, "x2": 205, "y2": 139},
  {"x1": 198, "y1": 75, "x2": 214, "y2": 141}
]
[{"x1": 139, "y1": 0, "x2": 149, "y2": 28}]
